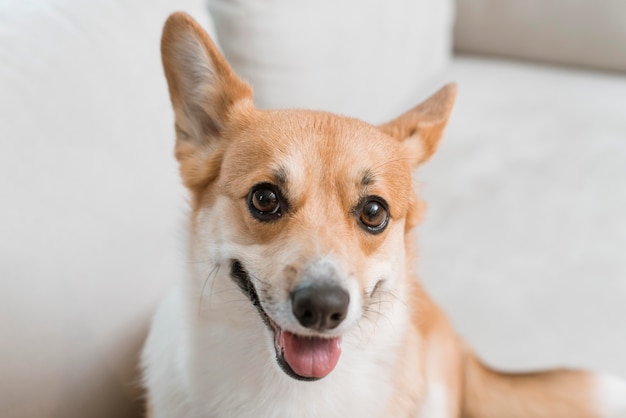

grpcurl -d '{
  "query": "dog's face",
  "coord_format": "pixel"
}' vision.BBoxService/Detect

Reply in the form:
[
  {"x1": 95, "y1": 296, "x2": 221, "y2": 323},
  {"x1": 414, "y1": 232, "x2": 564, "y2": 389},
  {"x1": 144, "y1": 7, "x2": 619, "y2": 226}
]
[
  {"x1": 203, "y1": 112, "x2": 417, "y2": 380},
  {"x1": 162, "y1": 13, "x2": 456, "y2": 381}
]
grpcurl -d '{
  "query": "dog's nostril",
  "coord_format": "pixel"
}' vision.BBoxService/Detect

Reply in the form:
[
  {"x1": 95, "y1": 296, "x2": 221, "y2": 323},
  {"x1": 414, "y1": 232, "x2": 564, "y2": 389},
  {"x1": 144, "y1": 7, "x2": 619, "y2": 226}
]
[{"x1": 291, "y1": 284, "x2": 349, "y2": 331}]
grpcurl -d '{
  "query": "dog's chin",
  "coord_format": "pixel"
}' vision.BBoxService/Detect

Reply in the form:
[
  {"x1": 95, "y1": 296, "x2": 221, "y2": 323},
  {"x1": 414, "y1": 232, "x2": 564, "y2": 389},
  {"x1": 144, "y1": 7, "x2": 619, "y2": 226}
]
[{"x1": 230, "y1": 260, "x2": 343, "y2": 381}]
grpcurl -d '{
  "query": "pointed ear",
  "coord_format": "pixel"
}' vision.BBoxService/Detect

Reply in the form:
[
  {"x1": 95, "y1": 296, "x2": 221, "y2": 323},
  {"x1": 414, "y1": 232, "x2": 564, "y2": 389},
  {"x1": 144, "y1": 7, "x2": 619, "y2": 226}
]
[
  {"x1": 379, "y1": 83, "x2": 457, "y2": 166},
  {"x1": 161, "y1": 12, "x2": 253, "y2": 188}
]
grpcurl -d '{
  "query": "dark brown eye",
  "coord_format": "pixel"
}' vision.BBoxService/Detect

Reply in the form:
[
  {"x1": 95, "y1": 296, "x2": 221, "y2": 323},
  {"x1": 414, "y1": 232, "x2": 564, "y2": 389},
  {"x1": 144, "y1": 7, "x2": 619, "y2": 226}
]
[
  {"x1": 252, "y1": 189, "x2": 278, "y2": 212},
  {"x1": 357, "y1": 196, "x2": 389, "y2": 233},
  {"x1": 248, "y1": 183, "x2": 285, "y2": 222}
]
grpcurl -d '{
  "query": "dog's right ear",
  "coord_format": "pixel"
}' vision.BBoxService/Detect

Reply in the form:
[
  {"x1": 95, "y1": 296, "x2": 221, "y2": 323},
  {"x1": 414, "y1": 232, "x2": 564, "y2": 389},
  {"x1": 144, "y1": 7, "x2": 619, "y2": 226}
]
[
  {"x1": 379, "y1": 83, "x2": 457, "y2": 166},
  {"x1": 161, "y1": 12, "x2": 253, "y2": 190}
]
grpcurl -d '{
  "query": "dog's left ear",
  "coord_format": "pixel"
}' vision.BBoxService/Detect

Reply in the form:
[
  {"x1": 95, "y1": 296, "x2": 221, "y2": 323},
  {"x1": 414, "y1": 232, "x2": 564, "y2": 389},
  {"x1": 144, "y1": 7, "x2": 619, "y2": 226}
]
[
  {"x1": 379, "y1": 83, "x2": 457, "y2": 166},
  {"x1": 161, "y1": 12, "x2": 254, "y2": 191}
]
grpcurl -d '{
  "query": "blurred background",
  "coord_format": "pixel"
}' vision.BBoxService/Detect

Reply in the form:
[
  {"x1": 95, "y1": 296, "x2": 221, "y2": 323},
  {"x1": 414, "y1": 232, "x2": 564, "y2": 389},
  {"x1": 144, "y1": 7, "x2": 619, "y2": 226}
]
[{"x1": 0, "y1": 0, "x2": 624, "y2": 417}]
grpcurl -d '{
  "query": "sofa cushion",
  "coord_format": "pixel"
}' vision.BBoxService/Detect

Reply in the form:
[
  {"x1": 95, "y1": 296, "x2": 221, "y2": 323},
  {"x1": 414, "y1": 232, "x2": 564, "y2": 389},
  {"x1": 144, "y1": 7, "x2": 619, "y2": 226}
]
[
  {"x1": 454, "y1": 0, "x2": 626, "y2": 72},
  {"x1": 207, "y1": 0, "x2": 455, "y2": 124}
]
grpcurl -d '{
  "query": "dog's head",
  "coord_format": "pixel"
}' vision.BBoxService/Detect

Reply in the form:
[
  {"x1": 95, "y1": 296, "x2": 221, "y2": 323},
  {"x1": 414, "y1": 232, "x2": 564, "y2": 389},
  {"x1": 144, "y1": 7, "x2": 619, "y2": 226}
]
[{"x1": 162, "y1": 13, "x2": 456, "y2": 381}]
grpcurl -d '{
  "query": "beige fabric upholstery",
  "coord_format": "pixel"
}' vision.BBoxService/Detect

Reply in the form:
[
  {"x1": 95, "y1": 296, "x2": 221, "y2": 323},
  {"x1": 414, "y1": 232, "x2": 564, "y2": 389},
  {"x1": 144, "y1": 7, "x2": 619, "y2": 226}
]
[
  {"x1": 454, "y1": 0, "x2": 626, "y2": 72},
  {"x1": 0, "y1": 1, "x2": 213, "y2": 417}
]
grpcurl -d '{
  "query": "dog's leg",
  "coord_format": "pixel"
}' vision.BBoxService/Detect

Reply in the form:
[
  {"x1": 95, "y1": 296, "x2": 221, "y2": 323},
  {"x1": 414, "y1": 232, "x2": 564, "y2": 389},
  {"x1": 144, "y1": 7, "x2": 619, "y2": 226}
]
[{"x1": 461, "y1": 352, "x2": 626, "y2": 418}]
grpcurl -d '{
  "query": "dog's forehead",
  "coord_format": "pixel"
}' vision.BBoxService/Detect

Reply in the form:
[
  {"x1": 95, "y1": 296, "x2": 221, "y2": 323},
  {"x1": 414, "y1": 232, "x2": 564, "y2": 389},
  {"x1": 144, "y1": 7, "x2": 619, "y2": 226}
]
[{"x1": 223, "y1": 109, "x2": 410, "y2": 192}]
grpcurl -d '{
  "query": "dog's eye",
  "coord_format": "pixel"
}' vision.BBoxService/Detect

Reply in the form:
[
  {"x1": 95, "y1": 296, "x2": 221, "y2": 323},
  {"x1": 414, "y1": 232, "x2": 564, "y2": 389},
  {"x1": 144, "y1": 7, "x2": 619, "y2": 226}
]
[
  {"x1": 248, "y1": 183, "x2": 285, "y2": 222},
  {"x1": 357, "y1": 196, "x2": 389, "y2": 234}
]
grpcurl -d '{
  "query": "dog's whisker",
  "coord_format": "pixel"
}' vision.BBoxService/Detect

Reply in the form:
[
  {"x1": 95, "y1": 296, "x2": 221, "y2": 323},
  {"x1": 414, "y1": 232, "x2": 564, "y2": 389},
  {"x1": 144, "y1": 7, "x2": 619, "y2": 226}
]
[
  {"x1": 220, "y1": 298, "x2": 255, "y2": 307},
  {"x1": 198, "y1": 263, "x2": 220, "y2": 314},
  {"x1": 354, "y1": 322, "x2": 366, "y2": 345},
  {"x1": 205, "y1": 263, "x2": 221, "y2": 307},
  {"x1": 361, "y1": 310, "x2": 378, "y2": 331},
  {"x1": 206, "y1": 287, "x2": 242, "y2": 296},
  {"x1": 366, "y1": 299, "x2": 394, "y2": 308},
  {"x1": 366, "y1": 308, "x2": 393, "y2": 330},
  {"x1": 246, "y1": 270, "x2": 273, "y2": 287},
  {"x1": 376, "y1": 289, "x2": 406, "y2": 307}
]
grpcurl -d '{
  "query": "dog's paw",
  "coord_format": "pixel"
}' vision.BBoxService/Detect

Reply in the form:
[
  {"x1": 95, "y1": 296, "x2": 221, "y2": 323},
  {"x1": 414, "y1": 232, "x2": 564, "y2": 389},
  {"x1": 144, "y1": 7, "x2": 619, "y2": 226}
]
[{"x1": 595, "y1": 374, "x2": 626, "y2": 418}]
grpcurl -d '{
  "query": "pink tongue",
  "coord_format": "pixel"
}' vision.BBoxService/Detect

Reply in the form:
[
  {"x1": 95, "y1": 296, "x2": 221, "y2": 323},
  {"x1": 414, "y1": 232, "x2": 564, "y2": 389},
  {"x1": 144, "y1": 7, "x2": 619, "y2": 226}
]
[{"x1": 282, "y1": 331, "x2": 342, "y2": 379}]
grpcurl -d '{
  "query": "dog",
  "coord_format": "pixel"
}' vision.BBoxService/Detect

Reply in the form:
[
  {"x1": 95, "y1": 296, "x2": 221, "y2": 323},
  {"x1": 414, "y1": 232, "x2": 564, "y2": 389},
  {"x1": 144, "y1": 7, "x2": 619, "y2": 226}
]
[{"x1": 141, "y1": 12, "x2": 626, "y2": 418}]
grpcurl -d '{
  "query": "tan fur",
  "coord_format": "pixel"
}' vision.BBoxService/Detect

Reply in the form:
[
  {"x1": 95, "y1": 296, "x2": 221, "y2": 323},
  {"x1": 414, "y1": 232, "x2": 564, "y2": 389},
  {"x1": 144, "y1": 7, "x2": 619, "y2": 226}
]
[
  {"x1": 462, "y1": 358, "x2": 598, "y2": 418},
  {"x1": 149, "y1": 12, "x2": 613, "y2": 418},
  {"x1": 379, "y1": 83, "x2": 457, "y2": 166}
]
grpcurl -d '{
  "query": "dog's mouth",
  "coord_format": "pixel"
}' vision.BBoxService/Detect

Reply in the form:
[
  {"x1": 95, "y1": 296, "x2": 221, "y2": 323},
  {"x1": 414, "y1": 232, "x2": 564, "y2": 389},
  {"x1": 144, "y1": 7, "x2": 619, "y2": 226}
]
[{"x1": 230, "y1": 260, "x2": 343, "y2": 381}]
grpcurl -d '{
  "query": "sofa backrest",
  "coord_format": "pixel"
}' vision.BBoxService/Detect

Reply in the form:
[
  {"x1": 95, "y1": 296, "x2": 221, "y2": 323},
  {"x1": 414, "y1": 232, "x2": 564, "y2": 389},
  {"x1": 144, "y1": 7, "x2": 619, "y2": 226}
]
[
  {"x1": 0, "y1": 1, "x2": 213, "y2": 417},
  {"x1": 455, "y1": 0, "x2": 626, "y2": 72}
]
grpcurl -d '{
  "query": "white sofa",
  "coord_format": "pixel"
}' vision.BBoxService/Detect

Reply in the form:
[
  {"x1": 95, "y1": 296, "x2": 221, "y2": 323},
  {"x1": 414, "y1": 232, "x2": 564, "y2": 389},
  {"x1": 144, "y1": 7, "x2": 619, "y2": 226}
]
[{"x1": 1, "y1": 1, "x2": 624, "y2": 417}]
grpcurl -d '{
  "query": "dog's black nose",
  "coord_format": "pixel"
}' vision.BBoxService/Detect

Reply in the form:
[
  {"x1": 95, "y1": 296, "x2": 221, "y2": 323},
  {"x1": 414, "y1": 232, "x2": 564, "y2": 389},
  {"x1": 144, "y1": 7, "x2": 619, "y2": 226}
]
[{"x1": 291, "y1": 284, "x2": 349, "y2": 331}]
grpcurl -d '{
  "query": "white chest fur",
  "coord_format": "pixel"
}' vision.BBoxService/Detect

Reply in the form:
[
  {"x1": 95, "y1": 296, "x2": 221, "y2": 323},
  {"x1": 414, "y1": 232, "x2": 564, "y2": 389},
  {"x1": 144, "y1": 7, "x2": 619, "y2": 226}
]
[{"x1": 142, "y1": 285, "x2": 413, "y2": 418}]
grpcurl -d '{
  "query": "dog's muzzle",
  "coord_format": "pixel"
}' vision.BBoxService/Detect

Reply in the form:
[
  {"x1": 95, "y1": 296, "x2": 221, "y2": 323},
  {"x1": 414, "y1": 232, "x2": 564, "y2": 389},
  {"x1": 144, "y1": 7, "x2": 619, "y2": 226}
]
[{"x1": 230, "y1": 259, "x2": 346, "y2": 381}]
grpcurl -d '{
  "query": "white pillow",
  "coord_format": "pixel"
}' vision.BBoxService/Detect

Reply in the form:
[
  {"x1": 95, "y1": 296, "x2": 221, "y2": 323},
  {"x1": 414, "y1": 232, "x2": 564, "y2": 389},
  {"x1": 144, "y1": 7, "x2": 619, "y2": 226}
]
[{"x1": 208, "y1": 0, "x2": 455, "y2": 124}]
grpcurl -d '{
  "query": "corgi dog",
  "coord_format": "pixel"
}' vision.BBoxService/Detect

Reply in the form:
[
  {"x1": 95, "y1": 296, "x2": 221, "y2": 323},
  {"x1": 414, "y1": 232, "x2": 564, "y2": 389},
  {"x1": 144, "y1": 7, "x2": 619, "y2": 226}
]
[{"x1": 141, "y1": 12, "x2": 626, "y2": 418}]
